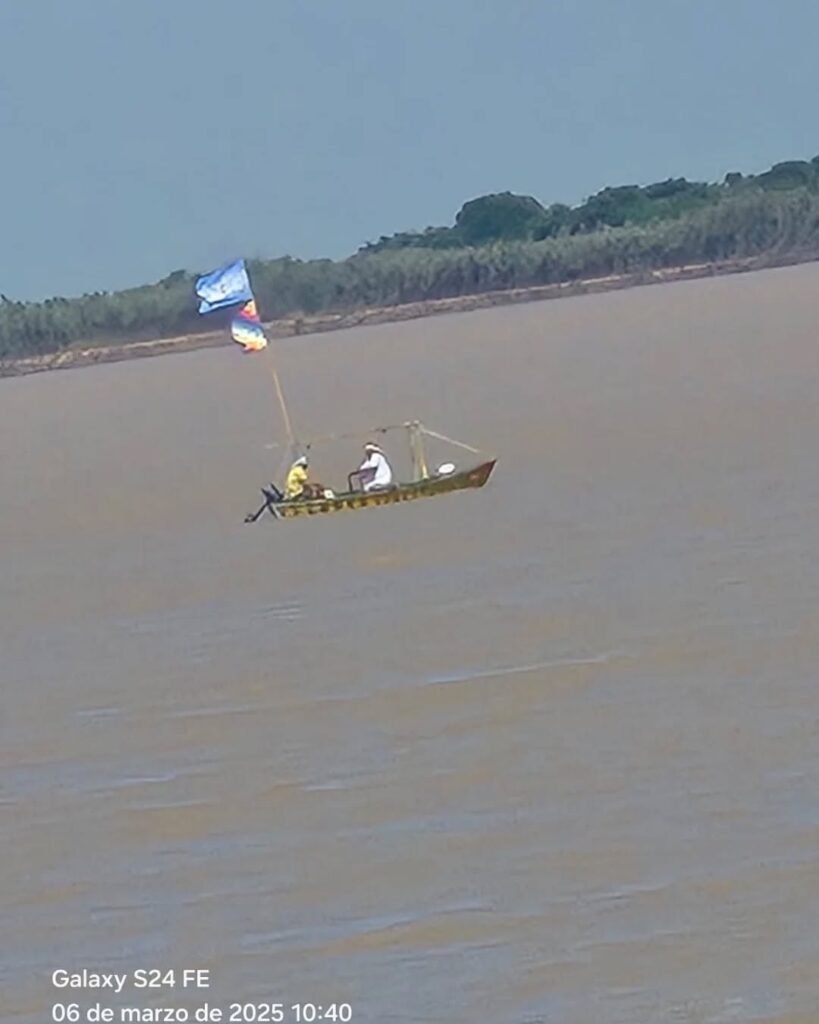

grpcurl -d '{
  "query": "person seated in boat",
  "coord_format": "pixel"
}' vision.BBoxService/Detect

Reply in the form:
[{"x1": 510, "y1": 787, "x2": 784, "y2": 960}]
[
  {"x1": 350, "y1": 441, "x2": 394, "y2": 492},
  {"x1": 284, "y1": 455, "x2": 310, "y2": 500},
  {"x1": 283, "y1": 454, "x2": 328, "y2": 501}
]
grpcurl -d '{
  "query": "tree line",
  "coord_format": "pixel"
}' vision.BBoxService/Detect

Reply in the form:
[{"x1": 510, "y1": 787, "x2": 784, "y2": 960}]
[
  {"x1": 3, "y1": 157, "x2": 819, "y2": 361},
  {"x1": 357, "y1": 157, "x2": 819, "y2": 252}
]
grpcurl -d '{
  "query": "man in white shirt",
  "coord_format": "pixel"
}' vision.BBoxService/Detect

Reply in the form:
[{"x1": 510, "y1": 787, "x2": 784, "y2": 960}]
[{"x1": 356, "y1": 442, "x2": 393, "y2": 492}]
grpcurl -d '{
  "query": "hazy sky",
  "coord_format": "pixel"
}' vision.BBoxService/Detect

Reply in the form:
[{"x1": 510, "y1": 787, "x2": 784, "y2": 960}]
[{"x1": 1, "y1": 0, "x2": 817, "y2": 300}]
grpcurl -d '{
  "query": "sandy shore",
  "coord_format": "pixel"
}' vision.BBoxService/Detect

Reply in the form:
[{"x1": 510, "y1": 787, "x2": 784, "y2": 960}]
[{"x1": 2, "y1": 250, "x2": 816, "y2": 379}]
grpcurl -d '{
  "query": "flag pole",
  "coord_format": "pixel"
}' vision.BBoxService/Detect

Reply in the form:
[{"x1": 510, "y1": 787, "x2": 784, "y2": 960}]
[{"x1": 267, "y1": 343, "x2": 296, "y2": 445}]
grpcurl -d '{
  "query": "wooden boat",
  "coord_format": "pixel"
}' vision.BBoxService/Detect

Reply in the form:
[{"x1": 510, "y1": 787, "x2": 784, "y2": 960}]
[
  {"x1": 245, "y1": 421, "x2": 496, "y2": 523},
  {"x1": 247, "y1": 454, "x2": 495, "y2": 521}
]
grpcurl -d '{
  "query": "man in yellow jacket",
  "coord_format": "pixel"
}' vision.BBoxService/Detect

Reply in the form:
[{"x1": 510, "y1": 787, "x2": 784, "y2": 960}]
[{"x1": 285, "y1": 455, "x2": 309, "y2": 500}]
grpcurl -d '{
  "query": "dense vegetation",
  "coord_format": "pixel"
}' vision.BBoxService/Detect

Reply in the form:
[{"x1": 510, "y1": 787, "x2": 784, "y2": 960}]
[
  {"x1": 357, "y1": 157, "x2": 819, "y2": 252},
  {"x1": 3, "y1": 157, "x2": 819, "y2": 362}
]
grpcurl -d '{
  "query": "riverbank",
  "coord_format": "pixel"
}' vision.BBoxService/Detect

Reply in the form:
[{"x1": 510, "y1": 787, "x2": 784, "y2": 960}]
[{"x1": 2, "y1": 250, "x2": 815, "y2": 379}]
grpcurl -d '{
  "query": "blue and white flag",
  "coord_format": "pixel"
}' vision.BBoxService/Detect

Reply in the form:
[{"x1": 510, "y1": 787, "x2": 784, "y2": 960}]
[{"x1": 195, "y1": 258, "x2": 254, "y2": 314}]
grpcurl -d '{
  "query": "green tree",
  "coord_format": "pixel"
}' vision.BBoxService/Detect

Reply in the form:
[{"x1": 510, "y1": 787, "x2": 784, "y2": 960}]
[{"x1": 454, "y1": 192, "x2": 548, "y2": 245}]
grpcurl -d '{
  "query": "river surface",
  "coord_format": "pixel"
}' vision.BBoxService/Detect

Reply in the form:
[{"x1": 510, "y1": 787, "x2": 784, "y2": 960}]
[{"x1": 3, "y1": 264, "x2": 819, "y2": 1023}]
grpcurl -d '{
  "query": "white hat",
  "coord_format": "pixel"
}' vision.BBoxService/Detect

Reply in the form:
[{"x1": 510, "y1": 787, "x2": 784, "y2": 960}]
[
  {"x1": 364, "y1": 441, "x2": 383, "y2": 454},
  {"x1": 294, "y1": 455, "x2": 308, "y2": 466}
]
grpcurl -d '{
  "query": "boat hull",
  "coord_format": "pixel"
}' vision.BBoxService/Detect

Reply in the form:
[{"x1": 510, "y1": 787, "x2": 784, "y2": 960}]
[{"x1": 259, "y1": 459, "x2": 496, "y2": 520}]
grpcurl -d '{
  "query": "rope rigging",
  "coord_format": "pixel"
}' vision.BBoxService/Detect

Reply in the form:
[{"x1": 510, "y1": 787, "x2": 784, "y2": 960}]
[{"x1": 264, "y1": 421, "x2": 488, "y2": 457}]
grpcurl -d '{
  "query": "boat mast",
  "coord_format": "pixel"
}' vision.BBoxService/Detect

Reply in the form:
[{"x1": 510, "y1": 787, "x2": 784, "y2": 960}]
[{"x1": 407, "y1": 420, "x2": 429, "y2": 481}]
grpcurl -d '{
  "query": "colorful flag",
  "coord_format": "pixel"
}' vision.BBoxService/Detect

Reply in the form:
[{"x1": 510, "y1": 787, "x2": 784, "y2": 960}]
[
  {"x1": 195, "y1": 258, "x2": 254, "y2": 314},
  {"x1": 230, "y1": 299, "x2": 268, "y2": 352}
]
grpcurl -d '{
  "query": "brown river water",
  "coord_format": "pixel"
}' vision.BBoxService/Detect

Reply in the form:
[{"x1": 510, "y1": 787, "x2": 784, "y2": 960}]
[{"x1": 3, "y1": 264, "x2": 819, "y2": 1023}]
